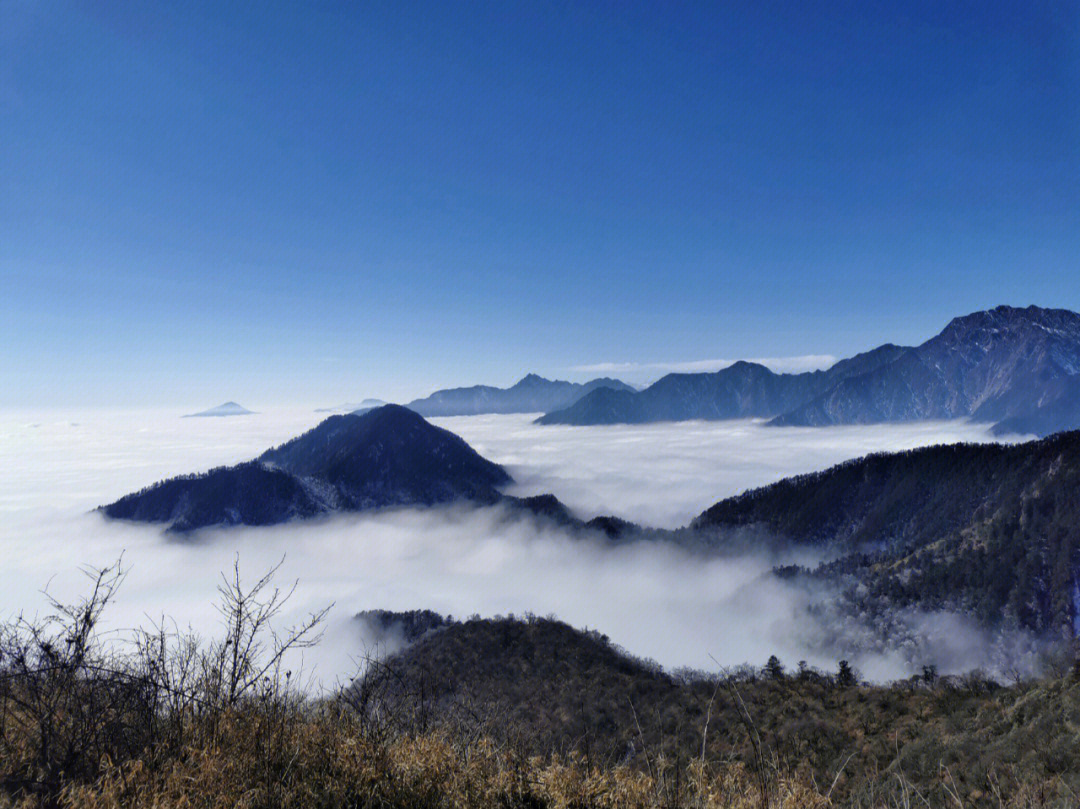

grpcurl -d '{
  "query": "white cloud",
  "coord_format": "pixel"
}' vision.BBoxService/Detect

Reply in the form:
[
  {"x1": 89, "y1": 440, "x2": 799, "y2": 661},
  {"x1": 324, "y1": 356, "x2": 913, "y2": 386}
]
[
  {"x1": 0, "y1": 408, "x2": 1031, "y2": 690},
  {"x1": 432, "y1": 413, "x2": 998, "y2": 528}
]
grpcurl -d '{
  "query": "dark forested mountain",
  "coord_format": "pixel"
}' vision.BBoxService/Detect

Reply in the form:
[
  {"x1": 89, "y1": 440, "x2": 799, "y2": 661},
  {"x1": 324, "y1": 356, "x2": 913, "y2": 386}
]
[
  {"x1": 406, "y1": 374, "x2": 634, "y2": 417},
  {"x1": 101, "y1": 462, "x2": 325, "y2": 532},
  {"x1": 353, "y1": 613, "x2": 676, "y2": 759},
  {"x1": 258, "y1": 405, "x2": 511, "y2": 507},
  {"x1": 494, "y1": 493, "x2": 637, "y2": 538},
  {"x1": 101, "y1": 405, "x2": 512, "y2": 531},
  {"x1": 538, "y1": 306, "x2": 1080, "y2": 435},
  {"x1": 536, "y1": 345, "x2": 909, "y2": 425},
  {"x1": 771, "y1": 306, "x2": 1080, "y2": 434},
  {"x1": 693, "y1": 432, "x2": 1080, "y2": 634}
]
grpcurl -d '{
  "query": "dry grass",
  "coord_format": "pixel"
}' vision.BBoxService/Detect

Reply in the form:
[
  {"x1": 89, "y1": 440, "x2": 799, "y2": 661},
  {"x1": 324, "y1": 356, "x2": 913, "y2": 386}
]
[
  {"x1": 47, "y1": 713, "x2": 830, "y2": 809},
  {"x1": 3, "y1": 560, "x2": 1079, "y2": 809}
]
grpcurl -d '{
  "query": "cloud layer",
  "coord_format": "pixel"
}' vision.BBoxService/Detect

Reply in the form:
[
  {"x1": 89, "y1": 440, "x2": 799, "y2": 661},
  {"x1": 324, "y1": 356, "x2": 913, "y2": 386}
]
[
  {"x1": 0, "y1": 408, "x2": 1025, "y2": 689},
  {"x1": 433, "y1": 413, "x2": 998, "y2": 527}
]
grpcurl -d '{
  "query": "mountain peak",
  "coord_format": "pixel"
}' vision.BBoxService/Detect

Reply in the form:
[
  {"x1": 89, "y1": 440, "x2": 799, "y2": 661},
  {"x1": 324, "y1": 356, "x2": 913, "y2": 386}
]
[
  {"x1": 514, "y1": 373, "x2": 551, "y2": 386},
  {"x1": 930, "y1": 306, "x2": 1080, "y2": 354},
  {"x1": 720, "y1": 360, "x2": 771, "y2": 374},
  {"x1": 942, "y1": 305, "x2": 1080, "y2": 334},
  {"x1": 351, "y1": 402, "x2": 426, "y2": 425},
  {"x1": 258, "y1": 405, "x2": 511, "y2": 487}
]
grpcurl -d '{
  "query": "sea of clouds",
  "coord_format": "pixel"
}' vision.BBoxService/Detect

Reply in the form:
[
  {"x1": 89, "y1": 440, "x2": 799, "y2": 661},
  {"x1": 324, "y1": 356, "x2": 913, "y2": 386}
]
[
  {"x1": 433, "y1": 413, "x2": 999, "y2": 528},
  {"x1": 0, "y1": 407, "x2": 1033, "y2": 689}
]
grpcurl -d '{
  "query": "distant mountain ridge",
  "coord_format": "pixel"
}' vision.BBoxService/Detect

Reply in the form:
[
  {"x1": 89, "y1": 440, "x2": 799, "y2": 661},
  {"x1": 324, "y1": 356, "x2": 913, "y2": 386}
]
[
  {"x1": 537, "y1": 345, "x2": 909, "y2": 425},
  {"x1": 407, "y1": 374, "x2": 634, "y2": 417},
  {"x1": 539, "y1": 306, "x2": 1080, "y2": 437},
  {"x1": 103, "y1": 405, "x2": 512, "y2": 531}
]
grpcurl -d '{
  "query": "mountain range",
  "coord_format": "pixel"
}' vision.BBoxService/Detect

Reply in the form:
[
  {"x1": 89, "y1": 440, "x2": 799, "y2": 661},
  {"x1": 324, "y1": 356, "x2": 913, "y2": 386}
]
[
  {"x1": 539, "y1": 306, "x2": 1080, "y2": 437},
  {"x1": 536, "y1": 345, "x2": 907, "y2": 426},
  {"x1": 405, "y1": 374, "x2": 634, "y2": 417}
]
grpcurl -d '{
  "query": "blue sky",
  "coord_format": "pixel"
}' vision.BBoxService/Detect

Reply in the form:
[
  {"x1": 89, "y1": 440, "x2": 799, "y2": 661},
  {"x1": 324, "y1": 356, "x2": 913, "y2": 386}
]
[{"x1": 2, "y1": 0, "x2": 1078, "y2": 408}]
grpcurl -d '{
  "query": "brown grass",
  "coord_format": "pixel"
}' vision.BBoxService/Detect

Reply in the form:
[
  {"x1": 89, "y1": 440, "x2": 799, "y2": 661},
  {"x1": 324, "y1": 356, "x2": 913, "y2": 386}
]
[{"x1": 3, "y1": 560, "x2": 1079, "y2": 809}]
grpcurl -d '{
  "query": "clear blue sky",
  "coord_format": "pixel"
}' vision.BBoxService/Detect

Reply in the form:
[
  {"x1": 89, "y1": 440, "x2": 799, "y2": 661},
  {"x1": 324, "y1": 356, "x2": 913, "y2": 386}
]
[{"x1": 3, "y1": 1, "x2": 1078, "y2": 408}]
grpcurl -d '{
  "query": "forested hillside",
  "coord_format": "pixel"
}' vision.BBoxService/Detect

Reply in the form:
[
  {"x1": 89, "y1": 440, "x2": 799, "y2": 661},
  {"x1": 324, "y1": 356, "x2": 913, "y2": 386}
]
[{"x1": 694, "y1": 432, "x2": 1080, "y2": 633}]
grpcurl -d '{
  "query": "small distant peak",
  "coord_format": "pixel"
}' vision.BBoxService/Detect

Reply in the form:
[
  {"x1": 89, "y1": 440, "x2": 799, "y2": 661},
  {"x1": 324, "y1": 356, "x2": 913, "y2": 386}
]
[
  {"x1": 346, "y1": 398, "x2": 389, "y2": 414},
  {"x1": 184, "y1": 401, "x2": 254, "y2": 417}
]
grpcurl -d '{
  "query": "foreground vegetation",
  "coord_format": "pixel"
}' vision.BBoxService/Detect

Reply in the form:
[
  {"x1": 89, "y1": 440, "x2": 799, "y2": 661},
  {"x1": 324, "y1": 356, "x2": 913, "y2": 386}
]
[{"x1": 2, "y1": 562, "x2": 1079, "y2": 808}]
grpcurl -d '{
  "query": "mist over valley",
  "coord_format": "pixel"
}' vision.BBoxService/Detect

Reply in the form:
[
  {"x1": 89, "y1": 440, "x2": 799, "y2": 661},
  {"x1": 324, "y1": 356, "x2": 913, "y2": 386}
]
[{"x1": 1, "y1": 403, "x2": 1035, "y2": 688}]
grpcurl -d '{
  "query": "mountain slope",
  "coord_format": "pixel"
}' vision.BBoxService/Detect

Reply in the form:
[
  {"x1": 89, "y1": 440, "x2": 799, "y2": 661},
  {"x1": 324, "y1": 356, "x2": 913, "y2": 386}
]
[
  {"x1": 991, "y1": 375, "x2": 1080, "y2": 437},
  {"x1": 407, "y1": 374, "x2": 634, "y2": 417},
  {"x1": 537, "y1": 346, "x2": 908, "y2": 426},
  {"x1": 351, "y1": 610, "x2": 1080, "y2": 796},
  {"x1": 771, "y1": 306, "x2": 1080, "y2": 435},
  {"x1": 102, "y1": 405, "x2": 512, "y2": 531},
  {"x1": 101, "y1": 462, "x2": 326, "y2": 531},
  {"x1": 354, "y1": 614, "x2": 677, "y2": 758},
  {"x1": 693, "y1": 432, "x2": 1080, "y2": 633}
]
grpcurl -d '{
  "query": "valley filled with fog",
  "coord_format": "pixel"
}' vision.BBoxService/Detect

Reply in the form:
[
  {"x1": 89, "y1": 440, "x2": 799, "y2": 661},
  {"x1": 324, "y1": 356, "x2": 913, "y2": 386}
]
[{"x1": 0, "y1": 408, "x2": 1023, "y2": 687}]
